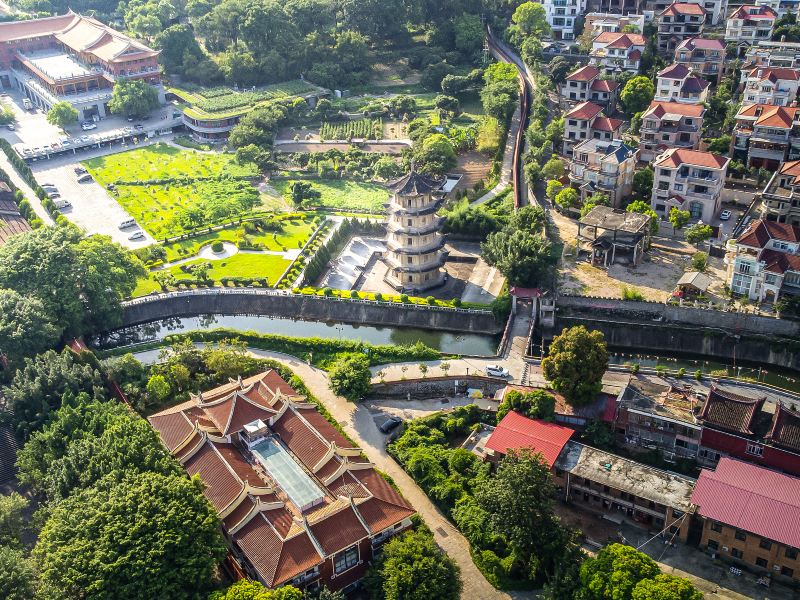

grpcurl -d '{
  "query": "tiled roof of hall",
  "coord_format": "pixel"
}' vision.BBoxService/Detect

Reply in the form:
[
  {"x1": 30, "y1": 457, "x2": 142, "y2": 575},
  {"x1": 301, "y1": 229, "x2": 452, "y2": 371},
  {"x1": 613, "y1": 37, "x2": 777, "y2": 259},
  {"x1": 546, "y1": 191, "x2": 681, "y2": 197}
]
[
  {"x1": 388, "y1": 170, "x2": 445, "y2": 196},
  {"x1": 698, "y1": 385, "x2": 766, "y2": 435}
]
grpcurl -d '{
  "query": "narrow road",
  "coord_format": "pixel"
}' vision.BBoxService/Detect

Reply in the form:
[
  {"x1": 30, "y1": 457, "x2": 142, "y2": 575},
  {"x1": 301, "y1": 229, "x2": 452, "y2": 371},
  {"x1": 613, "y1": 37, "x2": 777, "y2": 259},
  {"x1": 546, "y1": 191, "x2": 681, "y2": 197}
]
[{"x1": 132, "y1": 346, "x2": 529, "y2": 600}]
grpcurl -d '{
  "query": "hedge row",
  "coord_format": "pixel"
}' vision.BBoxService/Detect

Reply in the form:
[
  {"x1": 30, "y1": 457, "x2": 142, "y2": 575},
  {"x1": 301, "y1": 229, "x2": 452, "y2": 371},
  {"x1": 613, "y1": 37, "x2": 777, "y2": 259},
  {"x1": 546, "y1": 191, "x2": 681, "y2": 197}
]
[
  {"x1": 0, "y1": 165, "x2": 43, "y2": 228},
  {"x1": 0, "y1": 138, "x2": 64, "y2": 224}
]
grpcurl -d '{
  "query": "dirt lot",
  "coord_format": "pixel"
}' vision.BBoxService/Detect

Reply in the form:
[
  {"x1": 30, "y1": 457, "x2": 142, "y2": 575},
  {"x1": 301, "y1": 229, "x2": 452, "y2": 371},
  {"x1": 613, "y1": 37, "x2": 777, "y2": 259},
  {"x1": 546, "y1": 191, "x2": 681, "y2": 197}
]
[
  {"x1": 454, "y1": 151, "x2": 492, "y2": 192},
  {"x1": 551, "y1": 210, "x2": 728, "y2": 302}
]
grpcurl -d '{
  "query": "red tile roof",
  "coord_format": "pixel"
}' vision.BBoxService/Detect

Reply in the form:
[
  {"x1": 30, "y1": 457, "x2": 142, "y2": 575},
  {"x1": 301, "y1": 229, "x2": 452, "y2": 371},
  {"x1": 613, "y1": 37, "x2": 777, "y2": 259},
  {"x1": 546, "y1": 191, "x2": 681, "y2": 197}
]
[
  {"x1": 730, "y1": 5, "x2": 777, "y2": 20},
  {"x1": 760, "y1": 248, "x2": 800, "y2": 275},
  {"x1": 644, "y1": 101, "x2": 705, "y2": 118},
  {"x1": 629, "y1": 49, "x2": 642, "y2": 61},
  {"x1": 691, "y1": 457, "x2": 800, "y2": 549},
  {"x1": 676, "y1": 37, "x2": 725, "y2": 51},
  {"x1": 737, "y1": 104, "x2": 798, "y2": 128},
  {"x1": 309, "y1": 505, "x2": 369, "y2": 555},
  {"x1": 748, "y1": 67, "x2": 800, "y2": 82},
  {"x1": 567, "y1": 65, "x2": 600, "y2": 82},
  {"x1": 736, "y1": 219, "x2": 800, "y2": 248},
  {"x1": 595, "y1": 32, "x2": 646, "y2": 46},
  {"x1": 778, "y1": 159, "x2": 800, "y2": 185},
  {"x1": 658, "y1": 63, "x2": 691, "y2": 79},
  {"x1": 182, "y1": 441, "x2": 243, "y2": 512},
  {"x1": 767, "y1": 403, "x2": 800, "y2": 453},
  {"x1": 592, "y1": 116, "x2": 623, "y2": 132},
  {"x1": 590, "y1": 79, "x2": 620, "y2": 92},
  {"x1": 654, "y1": 147, "x2": 729, "y2": 169},
  {"x1": 565, "y1": 101, "x2": 604, "y2": 121},
  {"x1": 485, "y1": 411, "x2": 574, "y2": 466},
  {"x1": 698, "y1": 385, "x2": 765, "y2": 435},
  {"x1": 662, "y1": 2, "x2": 706, "y2": 16}
]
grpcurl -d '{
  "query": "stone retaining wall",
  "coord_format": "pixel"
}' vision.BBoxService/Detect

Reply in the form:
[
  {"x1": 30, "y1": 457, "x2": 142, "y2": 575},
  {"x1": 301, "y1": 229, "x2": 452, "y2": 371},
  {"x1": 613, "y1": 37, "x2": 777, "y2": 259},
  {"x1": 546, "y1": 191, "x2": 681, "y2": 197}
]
[{"x1": 371, "y1": 376, "x2": 507, "y2": 399}]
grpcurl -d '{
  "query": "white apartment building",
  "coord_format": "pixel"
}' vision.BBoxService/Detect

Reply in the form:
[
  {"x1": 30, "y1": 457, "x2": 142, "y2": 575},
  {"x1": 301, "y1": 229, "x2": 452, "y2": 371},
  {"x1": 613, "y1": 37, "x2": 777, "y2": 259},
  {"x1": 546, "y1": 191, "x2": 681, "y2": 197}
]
[
  {"x1": 728, "y1": 219, "x2": 800, "y2": 303},
  {"x1": 544, "y1": 0, "x2": 588, "y2": 40},
  {"x1": 650, "y1": 148, "x2": 730, "y2": 223},
  {"x1": 647, "y1": 0, "x2": 726, "y2": 25},
  {"x1": 654, "y1": 63, "x2": 711, "y2": 104},
  {"x1": 731, "y1": 104, "x2": 800, "y2": 170},
  {"x1": 639, "y1": 101, "x2": 705, "y2": 162},
  {"x1": 590, "y1": 32, "x2": 647, "y2": 74},
  {"x1": 760, "y1": 160, "x2": 800, "y2": 225},
  {"x1": 742, "y1": 41, "x2": 800, "y2": 75},
  {"x1": 741, "y1": 67, "x2": 800, "y2": 106},
  {"x1": 726, "y1": 5, "x2": 778, "y2": 56},
  {"x1": 569, "y1": 138, "x2": 638, "y2": 208}
]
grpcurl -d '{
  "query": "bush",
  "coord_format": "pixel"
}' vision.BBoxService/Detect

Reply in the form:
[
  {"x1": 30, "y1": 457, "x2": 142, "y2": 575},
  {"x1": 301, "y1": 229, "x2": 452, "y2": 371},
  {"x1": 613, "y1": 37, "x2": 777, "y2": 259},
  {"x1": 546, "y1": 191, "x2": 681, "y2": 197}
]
[
  {"x1": 694, "y1": 369, "x2": 702, "y2": 380},
  {"x1": 350, "y1": 290, "x2": 359, "y2": 299},
  {"x1": 210, "y1": 241, "x2": 224, "y2": 253},
  {"x1": 328, "y1": 353, "x2": 372, "y2": 402},
  {"x1": 323, "y1": 287, "x2": 333, "y2": 296},
  {"x1": 452, "y1": 298, "x2": 462, "y2": 307},
  {"x1": 630, "y1": 363, "x2": 640, "y2": 374},
  {"x1": 426, "y1": 296, "x2": 436, "y2": 305},
  {"x1": 400, "y1": 294, "x2": 409, "y2": 303},
  {"x1": 622, "y1": 286, "x2": 645, "y2": 301},
  {"x1": 677, "y1": 367, "x2": 686, "y2": 379}
]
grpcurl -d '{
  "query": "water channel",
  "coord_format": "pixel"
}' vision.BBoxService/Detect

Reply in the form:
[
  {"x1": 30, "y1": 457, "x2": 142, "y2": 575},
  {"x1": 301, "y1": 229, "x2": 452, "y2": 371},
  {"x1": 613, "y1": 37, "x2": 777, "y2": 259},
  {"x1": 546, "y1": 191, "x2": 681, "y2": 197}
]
[{"x1": 91, "y1": 313, "x2": 501, "y2": 357}]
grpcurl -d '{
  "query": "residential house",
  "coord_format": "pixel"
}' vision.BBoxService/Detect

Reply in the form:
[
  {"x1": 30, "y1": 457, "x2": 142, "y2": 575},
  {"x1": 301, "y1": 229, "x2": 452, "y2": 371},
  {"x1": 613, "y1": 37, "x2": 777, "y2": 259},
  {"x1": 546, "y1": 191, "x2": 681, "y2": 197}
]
[
  {"x1": 742, "y1": 40, "x2": 800, "y2": 74},
  {"x1": 563, "y1": 101, "x2": 624, "y2": 157},
  {"x1": 674, "y1": 37, "x2": 726, "y2": 84},
  {"x1": 480, "y1": 411, "x2": 576, "y2": 467},
  {"x1": 569, "y1": 138, "x2": 638, "y2": 207},
  {"x1": 754, "y1": 0, "x2": 800, "y2": 19},
  {"x1": 726, "y1": 5, "x2": 778, "y2": 57},
  {"x1": 584, "y1": 12, "x2": 646, "y2": 36},
  {"x1": 654, "y1": 63, "x2": 711, "y2": 104},
  {"x1": 576, "y1": 205, "x2": 652, "y2": 267},
  {"x1": 555, "y1": 441, "x2": 695, "y2": 539},
  {"x1": 585, "y1": 0, "x2": 647, "y2": 14},
  {"x1": 727, "y1": 219, "x2": 800, "y2": 302},
  {"x1": 590, "y1": 32, "x2": 646, "y2": 74},
  {"x1": 650, "y1": 148, "x2": 730, "y2": 222},
  {"x1": 760, "y1": 159, "x2": 800, "y2": 224},
  {"x1": 148, "y1": 371, "x2": 416, "y2": 593},
  {"x1": 691, "y1": 458, "x2": 800, "y2": 583},
  {"x1": 543, "y1": 0, "x2": 587, "y2": 41},
  {"x1": 639, "y1": 101, "x2": 705, "y2": 162},
  {"x1": 647, "y1": 0, "x2": 726, "y2": 25},
  {"x1": 741, "y1": 67, "x2": 800, "y2": 106},
  {"x1": 731, "y1": 104, "x2": 800, "y2": 170},
  {"x1": 657, "y1": 3, "x2": 707, "y2": 54},
  {"x1": 561, "y1": 65, "x2": 620, "y2": 112}
]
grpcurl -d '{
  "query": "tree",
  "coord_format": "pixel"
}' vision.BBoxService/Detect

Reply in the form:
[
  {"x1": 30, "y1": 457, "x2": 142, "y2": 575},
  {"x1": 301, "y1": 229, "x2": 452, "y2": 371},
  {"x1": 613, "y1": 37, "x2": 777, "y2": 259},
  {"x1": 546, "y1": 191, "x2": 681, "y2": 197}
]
[
  {"x1": 364, "y1": 528, "x2": 461, "y2": 600},
  {"x1": 108, "y1": 79, "x2": 160, "y2": 118},
  {"x1": 542, "y1": 157, "x2": 565, "y2": 180},
  {"x1": 706, "y1": 135, "x2": 731, "y2": 155},
  {"x1": 46, "y1": 101, "x2": 78, "y2": 129},
  {"x1": 434, "y1": 94, "x2": 460, "y2": 116},
  {"x1": 481, "y1": 229, "x2": 554, "y2": 287},
  {"x1": 626, "y1": 200, "x2": 659, "y2": 235},
  {"x1": 541, "y1": 326, "x2": 608, "y2": 406},
  {"x1": 548, "y1": 56, "x2": 572, "y2": 85},
  {"x1": 475, "y1": 449, "x2": 572, "y2": 581},
  {"x1": 0, "y1": 289, "x2": 60, "y2": 366},
  {"x1": 497, "y1": 389, "x2": 556, "y2": 422},
  {"x1": 328, "y1": 353, "x2": 372, "y2": 401},
  {"x1": 210, "y1": 580, "x2": 302, "y2": 600},
  {"x1": 0, "y1": 493, "x2": 27, "y2": 547},
  {"x1": 373, "y1": 156, "x2": 402, "y2": 180},
  {"x1": 632, "y1": 167, "x2": 654, "y2": 199},
  {"x1": 685, "y1": 224, "x2": 713, "y2": 245},
  {"x1": 546, "y1": 179, "x2": 563, "y2": 200},
  {"x1": 580, "y1": 192, "x2": 609, "y2": 218},
  {"x1": 34, "y1": 472, "x2": 227, "y2": 600},
  {"x1": 578, "y1": 544, "x2": 660, "y2": 600},
  {"x1": 511, "y1": 2, "x2": 551, "y2": 39},
  {"x1": 668, "y1": 208, "x2": 691, "y2": 230},
  {"x1": 620, "y1": 76, "x2": 655, "y2": 115},
  {"x1": 453, "y1": 13, "x2": 484, "y2": 57},
  {"x1": 413, "y1": 133, "x2": 457, "y2": 176},
  {"x1": 289, "y1": 181, "x2": 321, "y2": 207},
  {"x1": 632, "y1": 574, "x2": 703, "y2": 600},
  {"x1": 146, "y1": 374, "x2": 172, "y2": 405},
  {"x1": 0, "y1": 546, "x2": 36, "y2": 600},
  {"x1": 5, "y1": 350, "x2": 106, "y2": 438},
  {"x1": 555, "y1": 187, "x2": 579, "y2": 211}
]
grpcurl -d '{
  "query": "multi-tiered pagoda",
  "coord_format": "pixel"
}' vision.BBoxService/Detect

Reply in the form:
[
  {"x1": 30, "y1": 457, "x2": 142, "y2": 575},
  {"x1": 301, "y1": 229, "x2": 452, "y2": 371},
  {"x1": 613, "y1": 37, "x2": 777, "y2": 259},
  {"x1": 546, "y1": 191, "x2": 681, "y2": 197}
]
[{"x1": 383, "y1": 170, "x2": 447, "y2": 292}]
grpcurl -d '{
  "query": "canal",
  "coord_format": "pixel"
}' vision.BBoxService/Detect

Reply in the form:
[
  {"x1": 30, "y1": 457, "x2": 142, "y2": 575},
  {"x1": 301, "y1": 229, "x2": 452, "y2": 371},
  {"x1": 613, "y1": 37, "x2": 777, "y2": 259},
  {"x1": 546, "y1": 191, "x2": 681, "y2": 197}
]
[{"x1": 91, "y1": 314, "x2": 501, "y2": 357}]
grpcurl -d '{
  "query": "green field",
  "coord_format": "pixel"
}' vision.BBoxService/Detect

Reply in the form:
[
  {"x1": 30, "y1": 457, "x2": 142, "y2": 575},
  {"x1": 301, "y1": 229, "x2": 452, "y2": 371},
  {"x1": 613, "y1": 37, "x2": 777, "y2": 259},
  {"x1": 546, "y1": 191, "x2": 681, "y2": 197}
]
[
  {"x1": 83, "y1": 144, "x2": 262, "y2": 239},
  {"x1": 270, "y1": 179, "x2": 389, "y2": 213},
  {"x1": 319, "y1": 119, "x2": 383, "y2": 141},
  {"x1": 170, "y1": 81, "x2": 320, "y2": 116}
]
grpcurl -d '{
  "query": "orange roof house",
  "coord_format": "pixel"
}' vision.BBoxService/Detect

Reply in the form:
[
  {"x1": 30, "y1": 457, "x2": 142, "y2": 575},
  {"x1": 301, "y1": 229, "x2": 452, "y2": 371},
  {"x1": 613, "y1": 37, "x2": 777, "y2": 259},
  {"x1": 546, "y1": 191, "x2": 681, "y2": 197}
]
[{"x1": 149, "y1": 372, "x2": 415, "y2": 592}]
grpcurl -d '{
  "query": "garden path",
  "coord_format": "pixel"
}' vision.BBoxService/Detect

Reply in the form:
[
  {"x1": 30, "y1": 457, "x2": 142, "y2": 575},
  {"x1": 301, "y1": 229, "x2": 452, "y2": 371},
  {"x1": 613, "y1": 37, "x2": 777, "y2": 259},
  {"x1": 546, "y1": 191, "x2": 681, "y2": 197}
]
[{"x1": 153, "y1": 242, "x2": 301, "y2": 271}]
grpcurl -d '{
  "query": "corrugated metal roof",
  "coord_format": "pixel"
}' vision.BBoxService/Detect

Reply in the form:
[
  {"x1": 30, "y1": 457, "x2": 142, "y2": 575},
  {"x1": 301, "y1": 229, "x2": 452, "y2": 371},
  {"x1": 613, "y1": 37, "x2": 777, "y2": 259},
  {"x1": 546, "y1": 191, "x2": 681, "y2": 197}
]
[
  {"x1": 485, "y1": 411, "x2": 574, "y2": 466},
  {"x1": 691, "y1": 457, "x2": 800, "y2": 548}
]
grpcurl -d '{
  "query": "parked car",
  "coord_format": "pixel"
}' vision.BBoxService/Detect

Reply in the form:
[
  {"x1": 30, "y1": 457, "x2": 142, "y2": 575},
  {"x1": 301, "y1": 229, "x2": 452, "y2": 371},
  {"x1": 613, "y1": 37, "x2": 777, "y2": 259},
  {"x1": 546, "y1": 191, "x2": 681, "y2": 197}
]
[
  {"x1": 379, "y1": 417, "x2": 402, "y2": 434},
  {"x1": 485, "y1": 364, "x2": 510, "y2": 378},
  {"x1": 74, "y1": 166, "x2": 87, "y2": 175},
  {"x1": 720, "y1": 210, "x2": 732, "y2": 221},
  {"x1": 80, "y1": 135, "x2": 90, "y2": 142},
  {"x1": 6, "y1": 123, "x2": 14, "y2": 131},
  {"x1": 47, "y1": 192, "x2": 60, "y2": 199},
  {"x1": 128, "y1": 230, "x2": 145, "y2": 241},
  {"x1": 81, "y1": 121, "x2": 97, "y2": 131},
  {"x1": 134, "y1": 124, "x2": 144, "y2": 131},
  {"x1": 52, "y1": 198, "x2": 70, "y2": 209},
  {"x1": 77, "y1": 173, "x2": 93, "y2": 183},
  {"x1": 41, "y1": 183, "x2": 57, "y2": 189}
]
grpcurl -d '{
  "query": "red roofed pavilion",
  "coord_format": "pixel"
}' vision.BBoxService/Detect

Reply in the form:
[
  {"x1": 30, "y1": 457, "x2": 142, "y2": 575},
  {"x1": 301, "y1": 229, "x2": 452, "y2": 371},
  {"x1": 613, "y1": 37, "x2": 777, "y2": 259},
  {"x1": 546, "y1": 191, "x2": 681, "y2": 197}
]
[{"x1": 485, "y1": 411, "x2": 575, "y2": 467}]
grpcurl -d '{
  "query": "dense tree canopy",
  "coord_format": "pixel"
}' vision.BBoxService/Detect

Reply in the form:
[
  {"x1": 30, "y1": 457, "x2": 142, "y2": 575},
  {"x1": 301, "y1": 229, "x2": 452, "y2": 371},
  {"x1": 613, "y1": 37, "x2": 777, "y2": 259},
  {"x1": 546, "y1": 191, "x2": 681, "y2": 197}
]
[
  {"x1": 328, "y1": 352, "x2": 372, "y2": 401},
  {"x1": 620, "y1": 76, "x2": 655, "y2": 115},
  {"x1": 496, "y1": 389, "x2": 555, "y2": 422},
  {"x1": 365, "y1": 527, "x2": 462, "y2": 600},
  {"x1": 34, "y1": 471, "x2": 227, "y2": 600},
  {"x1": 0, "y1": 289, "x2": 60, "y2": 367},
  {"x1": 46, "y1": 101, "x2": 78, "y2": 129},
  {"x1": 209, "y1": 580, "x2": 303, "y2": 600},
  {"x1": 108, "y1": 79, "x2": 160, "y2": 118},
  {"x1": 626, "y1": 200, "x2": 659, "y2": 235},
  {"x1": 0, "y1": 493, "x2": 27, "y2": 547},
  {"x1": 0, "y1": 546, "x2": 36, "y2": 600},
  {"x1": 541, "y1": 326, "x2": 608, "y2": 406}
]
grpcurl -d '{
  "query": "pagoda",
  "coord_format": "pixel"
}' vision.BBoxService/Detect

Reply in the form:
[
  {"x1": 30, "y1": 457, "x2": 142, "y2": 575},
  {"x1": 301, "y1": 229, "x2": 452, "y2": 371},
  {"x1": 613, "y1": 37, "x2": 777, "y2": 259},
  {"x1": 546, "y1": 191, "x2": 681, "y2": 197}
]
[{"x1": 383, "y1": 170, "x2": 448, "y2": 292}]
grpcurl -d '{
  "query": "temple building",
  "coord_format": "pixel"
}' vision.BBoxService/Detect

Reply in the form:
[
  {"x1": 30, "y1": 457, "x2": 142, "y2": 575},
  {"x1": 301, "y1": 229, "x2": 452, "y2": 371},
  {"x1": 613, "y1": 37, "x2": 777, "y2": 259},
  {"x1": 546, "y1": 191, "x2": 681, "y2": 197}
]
[{"x1": 383, "y1": 170, "x2": 448, "y2": 292}]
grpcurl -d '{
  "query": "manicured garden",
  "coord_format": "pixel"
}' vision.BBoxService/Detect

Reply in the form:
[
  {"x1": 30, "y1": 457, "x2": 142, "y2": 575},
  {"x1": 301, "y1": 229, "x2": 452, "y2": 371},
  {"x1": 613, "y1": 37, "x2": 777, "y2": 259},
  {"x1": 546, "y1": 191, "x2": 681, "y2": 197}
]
[
  {"x1": 270, "y1": 178, "x2": 389, "y2": 213},
  {"x1": 319, "y1": 118, "x2": 383, "y2": 140}
]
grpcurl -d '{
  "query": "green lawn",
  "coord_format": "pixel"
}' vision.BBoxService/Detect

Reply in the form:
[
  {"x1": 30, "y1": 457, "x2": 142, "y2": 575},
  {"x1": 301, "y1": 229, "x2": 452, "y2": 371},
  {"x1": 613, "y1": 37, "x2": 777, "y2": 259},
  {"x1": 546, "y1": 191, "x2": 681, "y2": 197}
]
[
  {"x1": 83, "y1": 143, "x2": 257, "y2": 185},
  {"x1": 270, "y1": 179, "x2": 389, "y2": 213}
]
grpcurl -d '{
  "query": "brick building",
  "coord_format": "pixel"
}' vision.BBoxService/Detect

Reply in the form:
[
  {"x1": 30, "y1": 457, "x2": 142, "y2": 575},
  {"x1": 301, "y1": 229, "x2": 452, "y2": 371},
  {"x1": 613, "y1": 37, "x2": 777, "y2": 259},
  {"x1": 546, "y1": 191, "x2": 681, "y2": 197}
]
[{"x1": 148, "y1": 371, "x2": 415, "y2": 594}]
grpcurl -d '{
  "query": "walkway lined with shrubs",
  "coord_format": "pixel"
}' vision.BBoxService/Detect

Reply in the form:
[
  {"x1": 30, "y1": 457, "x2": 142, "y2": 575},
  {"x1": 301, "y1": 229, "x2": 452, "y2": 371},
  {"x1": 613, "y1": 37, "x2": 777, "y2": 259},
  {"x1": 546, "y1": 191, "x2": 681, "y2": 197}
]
[{"x1": 0, "y1": 145, "x2": 53, "y2": 225}]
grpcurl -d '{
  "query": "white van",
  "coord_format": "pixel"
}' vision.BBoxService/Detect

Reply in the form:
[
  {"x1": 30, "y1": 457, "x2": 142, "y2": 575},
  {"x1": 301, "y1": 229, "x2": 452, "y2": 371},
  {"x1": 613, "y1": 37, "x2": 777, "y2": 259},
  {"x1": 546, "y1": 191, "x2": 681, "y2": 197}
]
[
  {"x1": 118, "y1": 218, "x2": 136, "y2": 229},
  {"x1": 22, "y1": 98, "x2": 32, "y2": 110},
  {"x1": 53, "y1": 198, "x2": 71, "y2": 209}
]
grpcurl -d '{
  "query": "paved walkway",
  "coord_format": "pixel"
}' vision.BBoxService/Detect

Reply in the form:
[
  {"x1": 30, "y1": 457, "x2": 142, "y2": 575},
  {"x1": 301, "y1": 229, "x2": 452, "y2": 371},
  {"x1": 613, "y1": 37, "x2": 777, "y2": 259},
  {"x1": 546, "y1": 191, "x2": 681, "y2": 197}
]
[
  {"x1": 0, "y1": 150, "x2": 53, "y2": 225},
  {"x1": 471, "y1": 102, "x2": 520, "y2": 207},
  {"x1": 132, "y1": 346, "x2": 524, "y2": 600}
]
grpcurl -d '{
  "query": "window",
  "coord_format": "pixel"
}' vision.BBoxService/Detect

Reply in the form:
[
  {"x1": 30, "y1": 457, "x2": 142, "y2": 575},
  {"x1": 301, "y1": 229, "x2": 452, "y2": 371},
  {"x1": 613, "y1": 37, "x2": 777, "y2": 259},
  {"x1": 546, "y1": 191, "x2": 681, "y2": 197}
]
[
  {"x1": 735, "y1": 530, "x2": 747, "y2": 542},
  {"x1": 333, "y1": 545, "x2": 359, "y2": 575},
  {"x1": 707, "y1": 539, "x2": 719, "y2": 551},
  {"x1": 711, "y1": 522, "x2": 723, "y2": 533},
  {"x1": 731, "y1": 548, "x2": 744, "y2": 559},
  {"x1": 781, "y1": 566, "x2": 794, "y2": 578},
  {"x1": 746, "y1": 443, "x2": 764, "y2": 457},
  {"x1": 760, "y1": 539, "x2": 773, "y2": 550},
  {"x1": 756, "y1": 557, "x2": 769, "y2": 568},
  {"x1": 786, "y1": 548, "x2": 798, "y2": 560}
]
